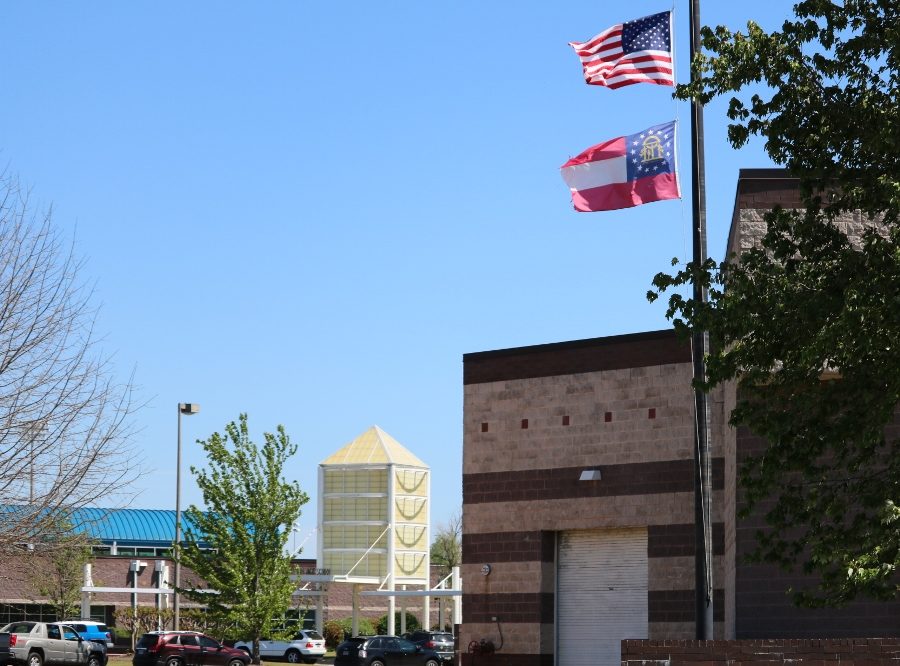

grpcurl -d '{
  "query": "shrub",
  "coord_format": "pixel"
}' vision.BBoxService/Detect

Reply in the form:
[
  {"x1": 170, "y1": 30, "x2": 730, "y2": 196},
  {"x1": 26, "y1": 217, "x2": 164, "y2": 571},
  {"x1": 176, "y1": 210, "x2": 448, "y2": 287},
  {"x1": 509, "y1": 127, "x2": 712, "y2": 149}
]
[
  {"x1": 375, "y1": 611, "x2": 419, "y2": 636},
  {"x1": 322, "y1": 620, "x2": 345, "y2": 648},
  {"x1": 322, "y1": 618, "x2": 376, "y2": 647}
]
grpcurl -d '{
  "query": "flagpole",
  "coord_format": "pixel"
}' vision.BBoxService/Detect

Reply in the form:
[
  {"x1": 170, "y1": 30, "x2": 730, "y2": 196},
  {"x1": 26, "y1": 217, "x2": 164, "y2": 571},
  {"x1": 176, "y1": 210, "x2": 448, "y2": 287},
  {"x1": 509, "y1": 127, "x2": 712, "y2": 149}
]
[{"x1": 688, "y1": 0, "x2": 714, "y2": 640}]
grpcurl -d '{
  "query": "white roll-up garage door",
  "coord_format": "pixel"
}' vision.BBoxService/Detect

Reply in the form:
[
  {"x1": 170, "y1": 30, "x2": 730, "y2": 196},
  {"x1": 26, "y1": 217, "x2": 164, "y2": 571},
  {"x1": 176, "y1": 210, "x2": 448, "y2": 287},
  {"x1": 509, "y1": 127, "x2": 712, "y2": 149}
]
[{"x1": 557, "y1": 528, "x2": 648, "y2": 666}]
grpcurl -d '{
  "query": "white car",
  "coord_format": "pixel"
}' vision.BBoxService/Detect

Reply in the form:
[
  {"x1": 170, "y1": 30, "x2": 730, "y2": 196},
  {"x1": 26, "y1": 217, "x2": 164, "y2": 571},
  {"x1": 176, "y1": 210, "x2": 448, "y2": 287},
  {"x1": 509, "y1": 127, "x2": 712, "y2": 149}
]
[{"x1": 233, "y1": 630, "x2": 326, "y2": 664}]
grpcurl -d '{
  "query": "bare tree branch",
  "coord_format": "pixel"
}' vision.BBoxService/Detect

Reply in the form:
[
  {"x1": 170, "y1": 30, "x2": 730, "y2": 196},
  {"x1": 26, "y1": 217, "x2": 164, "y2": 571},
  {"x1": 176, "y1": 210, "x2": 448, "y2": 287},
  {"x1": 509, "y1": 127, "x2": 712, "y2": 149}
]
[{"x1": 0, "y1": 172, "x2": 143, "y2": 553}]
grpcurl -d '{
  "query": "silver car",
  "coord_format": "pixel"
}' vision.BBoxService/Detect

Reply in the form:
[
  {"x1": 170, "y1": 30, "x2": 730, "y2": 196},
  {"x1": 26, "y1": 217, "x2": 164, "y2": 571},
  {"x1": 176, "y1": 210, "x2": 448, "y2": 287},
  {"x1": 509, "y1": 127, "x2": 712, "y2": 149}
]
[{"x1": 233, "y1": 630, "x2": 326, "y2": 664}]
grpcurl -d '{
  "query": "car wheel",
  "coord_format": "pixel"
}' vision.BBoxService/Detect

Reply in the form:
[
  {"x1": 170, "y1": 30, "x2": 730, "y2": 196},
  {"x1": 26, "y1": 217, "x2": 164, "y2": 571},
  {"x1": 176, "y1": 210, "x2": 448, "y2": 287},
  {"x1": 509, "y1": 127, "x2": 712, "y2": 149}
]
[
  {"x1": 165, "y1": 657, "x2": 183, "y2": 666},
  {"x1": 27, "y1": 652, "x2": 43, "y2": 666},
  {"x1": 425, "y1": 660, "x2": 440, "y2": 666},
  {"x1": 370, "y1": 660, "x2": 385, "y2": 666},
  {"x1": 87, "y1": 654, "x2": 102, "y2": 666},
  {"x1": 285, "y1": 649, "x2": 301, "y2": 664},
  {"x1": 229, "y1": 659, "x2": 245, "y2": 666}
]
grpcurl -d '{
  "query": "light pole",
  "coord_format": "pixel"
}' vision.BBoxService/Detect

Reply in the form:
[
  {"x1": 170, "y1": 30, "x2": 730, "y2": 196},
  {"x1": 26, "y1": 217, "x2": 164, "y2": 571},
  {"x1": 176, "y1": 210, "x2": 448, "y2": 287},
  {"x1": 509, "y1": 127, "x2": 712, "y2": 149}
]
[{"x1": 174, "y1": 402, "x2": 200, "y2": 630}]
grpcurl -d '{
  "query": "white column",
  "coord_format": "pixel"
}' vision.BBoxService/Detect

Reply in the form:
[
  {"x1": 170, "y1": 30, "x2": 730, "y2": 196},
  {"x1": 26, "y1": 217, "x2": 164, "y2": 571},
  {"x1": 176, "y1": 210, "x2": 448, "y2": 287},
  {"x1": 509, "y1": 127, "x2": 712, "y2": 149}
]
[
  {"x1": 387, "y1": 464, "x2": 396, "y2": 637},
  {"x1": 316, "y1": 591, "x2": 324, "y2": 635},
  {"x1": 452, "y1": 566, "x2": 462, "y2": 625},
  {"x1": 317, "y1": 465, "x2": 325, "y2": 574},
  {"x1": 80, "y1": 563, "x2": 92, "y2": 619},
  {"x1": 400, "y1": 585, "x2": 407, "y2": 634},
  {"x1": 351, "y1": 584, "x2": 360, "y2": 637},
  {"x1": 424, "y1": 468, "x2": 431, "y2": 630}
]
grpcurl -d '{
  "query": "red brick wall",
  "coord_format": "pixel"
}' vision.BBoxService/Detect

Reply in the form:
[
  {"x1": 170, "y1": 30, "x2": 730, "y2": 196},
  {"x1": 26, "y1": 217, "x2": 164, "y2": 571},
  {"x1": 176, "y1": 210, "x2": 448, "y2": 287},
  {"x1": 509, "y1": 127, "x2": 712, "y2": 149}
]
[{"x1": 622, "y1": 638, "x2": 900, "y2": 665}]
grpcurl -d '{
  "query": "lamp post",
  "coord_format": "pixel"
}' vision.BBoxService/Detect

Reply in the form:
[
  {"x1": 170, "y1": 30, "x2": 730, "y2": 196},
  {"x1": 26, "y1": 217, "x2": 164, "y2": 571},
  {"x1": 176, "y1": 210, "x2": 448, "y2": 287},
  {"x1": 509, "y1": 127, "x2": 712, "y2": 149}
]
[{"x1": 174, "y1": 402, "x2": 200, "y2": 630}]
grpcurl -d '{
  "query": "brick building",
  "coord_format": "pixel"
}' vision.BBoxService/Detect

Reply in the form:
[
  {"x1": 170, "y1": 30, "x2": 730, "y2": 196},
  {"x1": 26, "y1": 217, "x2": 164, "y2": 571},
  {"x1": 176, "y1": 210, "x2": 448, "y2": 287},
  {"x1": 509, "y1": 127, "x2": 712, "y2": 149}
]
[
  {"x1": 458, "y1": 170, "x2": 900, "y2": 666},
  {"x1": 0, "y1": 508, "x2": 450, "y2": 636}
]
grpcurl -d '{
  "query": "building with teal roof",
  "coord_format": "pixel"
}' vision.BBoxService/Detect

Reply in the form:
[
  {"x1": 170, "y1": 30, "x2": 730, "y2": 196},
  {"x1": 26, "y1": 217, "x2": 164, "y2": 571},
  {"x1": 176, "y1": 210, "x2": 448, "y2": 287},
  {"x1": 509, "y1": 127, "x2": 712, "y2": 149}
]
[{"x1": 0, "y1": 506, "x2": 207, "y2": 557}]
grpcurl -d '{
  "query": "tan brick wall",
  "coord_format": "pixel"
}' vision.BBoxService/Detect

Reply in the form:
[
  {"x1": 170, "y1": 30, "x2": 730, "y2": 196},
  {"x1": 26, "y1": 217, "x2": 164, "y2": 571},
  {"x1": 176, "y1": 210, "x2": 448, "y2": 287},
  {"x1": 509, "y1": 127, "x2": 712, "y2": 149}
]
[
  {"x1": 464, "y1": 363, "x2": 699, "y2": 476},
  {"x1": 465, "y1": 491, "x2": 725, "y2": 536},
  {"x1": 462, "y1": 338, "x2": 729, "y2": 658}
]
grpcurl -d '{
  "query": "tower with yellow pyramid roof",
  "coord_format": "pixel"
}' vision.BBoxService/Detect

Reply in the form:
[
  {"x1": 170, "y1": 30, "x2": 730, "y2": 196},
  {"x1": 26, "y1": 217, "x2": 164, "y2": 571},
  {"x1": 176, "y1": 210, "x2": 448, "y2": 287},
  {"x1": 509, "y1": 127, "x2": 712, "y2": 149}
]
[{"x1": 317, "y1": 425, "x2": 430, "y2": 591}]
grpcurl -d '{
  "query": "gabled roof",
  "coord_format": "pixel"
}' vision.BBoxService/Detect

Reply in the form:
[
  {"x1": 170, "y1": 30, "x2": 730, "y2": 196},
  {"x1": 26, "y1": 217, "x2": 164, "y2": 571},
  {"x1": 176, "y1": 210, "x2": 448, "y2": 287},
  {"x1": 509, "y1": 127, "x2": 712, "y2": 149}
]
[{"x1": 320, "y1": 425, "x2": 427, "y2": 468}]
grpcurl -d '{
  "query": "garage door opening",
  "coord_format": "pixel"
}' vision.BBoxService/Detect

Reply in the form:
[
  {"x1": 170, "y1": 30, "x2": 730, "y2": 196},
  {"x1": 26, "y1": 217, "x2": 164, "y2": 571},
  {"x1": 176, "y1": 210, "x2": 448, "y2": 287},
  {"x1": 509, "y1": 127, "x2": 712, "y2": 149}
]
[{"x1": 557, "y1": 527, "x2": 648, "y2": 666}]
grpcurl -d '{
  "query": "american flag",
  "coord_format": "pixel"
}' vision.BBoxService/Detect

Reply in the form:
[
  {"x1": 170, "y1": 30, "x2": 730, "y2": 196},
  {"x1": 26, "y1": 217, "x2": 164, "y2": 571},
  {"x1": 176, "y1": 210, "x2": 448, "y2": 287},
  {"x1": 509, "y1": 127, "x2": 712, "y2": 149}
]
[{"x1": 569, "y1": 11, "x2": 674, "y2": 89}]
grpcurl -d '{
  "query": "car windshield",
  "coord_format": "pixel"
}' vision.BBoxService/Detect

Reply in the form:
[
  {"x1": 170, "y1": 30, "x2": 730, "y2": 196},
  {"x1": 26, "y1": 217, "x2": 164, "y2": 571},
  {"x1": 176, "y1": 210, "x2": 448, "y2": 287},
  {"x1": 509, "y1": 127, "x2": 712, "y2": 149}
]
[
  {"x1": 136, "y1": 634, "x2": 160, "y2": 648},
  {"x1": 304, "y1": 631, "x2": 324, "y2": 640}
]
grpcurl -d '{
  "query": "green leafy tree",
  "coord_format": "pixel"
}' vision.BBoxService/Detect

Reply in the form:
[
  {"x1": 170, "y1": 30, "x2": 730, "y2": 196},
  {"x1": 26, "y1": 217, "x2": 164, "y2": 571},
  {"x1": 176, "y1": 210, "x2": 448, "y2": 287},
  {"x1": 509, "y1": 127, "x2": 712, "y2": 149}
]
[
  {"x1": 179, "y1": 414, "x2": 309, "y2": 663},
  {"x1": 430, "y1": 511, "x2": 461, "y2": 578},
  {"x1": 650, "y1": 1, "x2": 899, "y2": 607}
]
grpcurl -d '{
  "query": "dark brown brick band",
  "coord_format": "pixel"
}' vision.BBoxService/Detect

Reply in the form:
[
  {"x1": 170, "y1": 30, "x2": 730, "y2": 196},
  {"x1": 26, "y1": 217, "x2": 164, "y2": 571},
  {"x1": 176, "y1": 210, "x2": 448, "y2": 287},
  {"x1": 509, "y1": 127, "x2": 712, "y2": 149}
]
[
  {"x1": 648, "y1": 588, "x2": 724, "y2": 623},
  {"x1": 736, "y1": 169, "x2": 803, "y2": 209},
  {"x1": 648, "y1": 522, "x2": 725, "y2": 558},
  {"x1": 462, "y1": 531, "x2": 555, "y2": 564},
  {"x1": 461, "y1": 654, "x2": 553, "y2": 666},
  {"x1": 464, "y1": 329, "x2": 690, "y2": 385},
  {"x1": 463, "y1": 458, "x2": 724, "y2": 505},
  {"x1": 623, "y1": 638, "x2": 900, "y2": 665},
  {"x1": 464, "y1": 592, "x2": 554, "y2": 624}
]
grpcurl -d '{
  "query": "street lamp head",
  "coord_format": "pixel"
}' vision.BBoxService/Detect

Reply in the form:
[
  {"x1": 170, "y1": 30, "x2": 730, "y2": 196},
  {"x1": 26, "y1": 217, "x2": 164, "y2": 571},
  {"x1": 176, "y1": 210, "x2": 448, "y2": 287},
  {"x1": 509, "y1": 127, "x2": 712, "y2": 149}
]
[{"x1": 179, "y1": 403, "x2": 200, "y2": 415}]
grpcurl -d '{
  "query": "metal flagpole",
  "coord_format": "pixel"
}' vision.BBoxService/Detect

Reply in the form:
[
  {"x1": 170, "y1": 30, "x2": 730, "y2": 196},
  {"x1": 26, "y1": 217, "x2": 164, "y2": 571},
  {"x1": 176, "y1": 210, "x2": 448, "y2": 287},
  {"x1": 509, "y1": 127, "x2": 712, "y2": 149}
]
[{"x1": 688, "y1": 0, "x2": 714, "y2": 640}]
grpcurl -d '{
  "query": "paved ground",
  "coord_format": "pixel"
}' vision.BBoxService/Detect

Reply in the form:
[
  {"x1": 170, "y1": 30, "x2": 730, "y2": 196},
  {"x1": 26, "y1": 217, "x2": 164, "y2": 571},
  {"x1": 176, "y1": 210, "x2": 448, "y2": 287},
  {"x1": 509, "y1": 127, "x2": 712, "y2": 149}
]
[{"x1": 109, "y1": 656, "x2": 336, "y2": 666}]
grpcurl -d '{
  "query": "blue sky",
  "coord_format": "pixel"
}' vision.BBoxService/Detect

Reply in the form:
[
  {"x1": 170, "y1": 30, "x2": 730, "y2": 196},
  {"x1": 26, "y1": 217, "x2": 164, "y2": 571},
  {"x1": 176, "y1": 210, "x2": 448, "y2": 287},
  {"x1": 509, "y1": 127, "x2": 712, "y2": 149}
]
[{"x1": 0, "y1": 2, "x2": 792, "y2": 555}]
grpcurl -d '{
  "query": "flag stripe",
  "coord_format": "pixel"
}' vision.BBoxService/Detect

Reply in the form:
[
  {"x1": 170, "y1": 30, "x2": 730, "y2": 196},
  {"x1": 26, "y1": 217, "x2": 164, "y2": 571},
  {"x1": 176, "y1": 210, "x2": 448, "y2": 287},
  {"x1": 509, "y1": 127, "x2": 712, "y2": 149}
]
[
  {"x1": 582, "y1": 51, "x2": 671, "y2": 66},
  {"x1": 569, "y1": 25, "x2": 622, "y2": 53},
  {"x1": 569, "y1": 173, "x2": 680, "y2": 212},
  {"x1": 561, "y1": 155, "x2": 628, "y2": 191},
  {"x1": 588, "y1": 66, "x2": 674, "y2": 80},
  {"x1": 605, "y1": 75, "x2": 674, "y2": 89},
  {"x1": 560, "y1": 136, "x2": 626, "y2": 168}
]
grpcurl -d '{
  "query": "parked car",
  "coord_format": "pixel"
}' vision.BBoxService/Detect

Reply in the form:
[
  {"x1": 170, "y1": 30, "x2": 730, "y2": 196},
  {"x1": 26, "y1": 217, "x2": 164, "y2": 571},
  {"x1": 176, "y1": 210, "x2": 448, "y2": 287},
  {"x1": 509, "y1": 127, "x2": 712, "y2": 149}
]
[
  {"x1": 59, "y1": 622, "x2": 113, "y2": 649},
  {"x1": 0, "y1": 621, "x2": 107, "y2": 666},
  {"x1": 233, "y1": 630, "x2": 326, "y2": 664},
  {"x1": 334, "y1": 636, "x2": 441, "y2": 666},
  {"x1": 133, "y1": 631, "x2": 249, "y2": 666},
  {"x1": 402, "y1": 632, "x2": 453, "y2": 664},
  {"x1": 0, "y1": 632, "x2": 15, "y2": 666}
]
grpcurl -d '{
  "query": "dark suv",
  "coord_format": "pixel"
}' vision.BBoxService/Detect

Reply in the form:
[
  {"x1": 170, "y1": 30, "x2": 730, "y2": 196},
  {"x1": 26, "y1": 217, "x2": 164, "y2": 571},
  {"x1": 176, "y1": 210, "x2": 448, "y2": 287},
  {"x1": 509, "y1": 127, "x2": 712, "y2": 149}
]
[
  {"x1": 334, "y1": 636, "x2": 441, "y2": 666},
  {"x1": 133, "y1": 632, "x2": 250, "y2": 666},
  {"x1": 404, "y1": 632, "x2": 454, "y2": 664}
]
